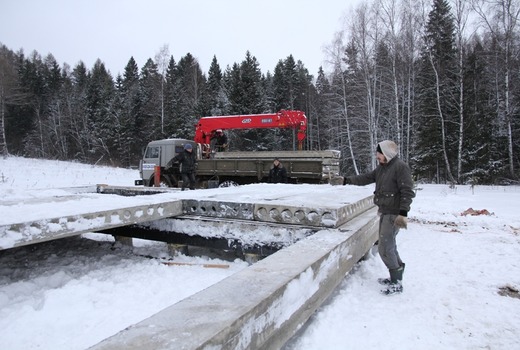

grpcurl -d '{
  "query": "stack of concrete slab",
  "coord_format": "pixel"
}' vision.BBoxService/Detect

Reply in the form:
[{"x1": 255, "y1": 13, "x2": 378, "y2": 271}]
[{"x1": 1, "y1": 183, "x2": 379, "y2": 349}]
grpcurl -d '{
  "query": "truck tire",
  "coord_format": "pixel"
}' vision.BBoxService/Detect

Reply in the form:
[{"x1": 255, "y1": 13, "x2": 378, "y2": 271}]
[
  {"x1": 159, "y1": 177, "x2": 172, "y2": 187},
  {"x1": 148, "y1": 176, "x2": 172, "y2": 187}
]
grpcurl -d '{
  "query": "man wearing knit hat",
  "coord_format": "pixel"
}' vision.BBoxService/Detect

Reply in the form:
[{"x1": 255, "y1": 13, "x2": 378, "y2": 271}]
[{"x1": 343, "y1": 140, "x2": 415, "y2": 295}]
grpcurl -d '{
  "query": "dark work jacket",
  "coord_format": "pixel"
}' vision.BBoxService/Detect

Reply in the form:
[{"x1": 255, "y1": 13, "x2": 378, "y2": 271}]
[
  {"x1": 269, "y1": 164, "x2": 288, "y2": 183},
  {"x1": 212, "y1": 133, "x2": 228, "y2": 146},
  {"x1": 348, "y1": 157, "x2": 415, "y2": 216},
  {"x1": 173, "y1": 150, "x2": 197, "y2": 174}
]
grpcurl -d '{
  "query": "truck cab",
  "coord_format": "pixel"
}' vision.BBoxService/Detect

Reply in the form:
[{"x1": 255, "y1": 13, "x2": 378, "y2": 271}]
[{"x1": 136, "y1": 138, "x2": 198, "y2": 187}]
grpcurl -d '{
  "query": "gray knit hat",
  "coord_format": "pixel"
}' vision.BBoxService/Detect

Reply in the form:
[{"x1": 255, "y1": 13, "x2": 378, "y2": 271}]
[{"x1": 377, "y1": 140, "x2": 398, "y2": 161}]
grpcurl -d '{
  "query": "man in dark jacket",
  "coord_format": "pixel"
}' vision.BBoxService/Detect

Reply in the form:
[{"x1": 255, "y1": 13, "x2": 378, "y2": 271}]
[
  {"x1": 212, "y1": 129, "x2": 228, "y2": 152},
  {"x1": 344, "y1": 140, "x2": 415, "y2": 295},
  {"x1": 269, "y1": 158, "x2": 288, "y2": 183},
  {"x1": 172, "y1": 143, "x2": 197, "y2": 190}
]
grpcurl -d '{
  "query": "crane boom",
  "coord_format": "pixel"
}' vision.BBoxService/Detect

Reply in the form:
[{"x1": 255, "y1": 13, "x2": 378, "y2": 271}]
[{"x1": 194, "y1": 110, "x2": 307, "y2": 154}]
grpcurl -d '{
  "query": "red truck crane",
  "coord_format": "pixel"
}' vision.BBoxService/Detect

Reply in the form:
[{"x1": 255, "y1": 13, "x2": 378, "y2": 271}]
[{"x1": 194, "y1": 110, "x2": 307, "y2": 156}]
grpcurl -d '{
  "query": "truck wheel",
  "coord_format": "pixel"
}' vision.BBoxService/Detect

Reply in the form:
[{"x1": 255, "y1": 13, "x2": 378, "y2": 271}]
[
  {"x1": 159, "y1": 177, "x2": 173, "y2": 187},
  {"x1": 149, "y1": 177, "x2": 171, "y2": 187},
  {"x1": 219, "y1": 180, "x2": 239, "y2": 188}
]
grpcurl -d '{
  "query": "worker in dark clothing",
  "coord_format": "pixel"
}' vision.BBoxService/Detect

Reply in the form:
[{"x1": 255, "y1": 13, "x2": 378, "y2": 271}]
[
  {"x1": 343, "y1": 140, "x2": 415, "y2": 296},
  {"x1": 268, "y1": 158, "x2": 288, "y2": 183},
  {"x1": 172, "y1": 143, "x2": 197, "y2": 190},
  {"x1": 212, "y1": 129, "x2": 228, "y2": 152}
]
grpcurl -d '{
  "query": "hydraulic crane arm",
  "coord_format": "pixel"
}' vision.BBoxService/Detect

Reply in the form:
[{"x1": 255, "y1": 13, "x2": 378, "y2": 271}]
[{"x1": 194, "y1": 110, "x2": 307, "y2": 151}]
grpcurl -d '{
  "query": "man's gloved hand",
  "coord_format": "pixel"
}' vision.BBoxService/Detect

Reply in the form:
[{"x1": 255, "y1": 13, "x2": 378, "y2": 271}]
[
  {"x1": 394, "y1": 215, "x2": 408, "y2": 229},
  {"x1": 343, "y1": 177, "x2": 352, "y2": 185}
]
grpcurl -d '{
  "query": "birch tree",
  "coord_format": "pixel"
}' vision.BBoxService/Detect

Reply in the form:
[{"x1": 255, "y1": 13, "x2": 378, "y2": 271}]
[
  {"x1": 324, "y1": 32, "x2": 360, "y2": 174},
  {"x1": 399, "y1": 0, "x2": 428, "y2": 162},
  {"x1": 451, "y1": 0, "x2": 471, "y2": 182},
  {"x1": 350, "y1": 2, "x2": 381, "y2": 171},
  {"x1": 472, "y1": 0, "x2": 520, "y2": 178},
  {"x1": 378, "y1": 0, "x2": 403, "y2": 149},
  {"x1": 154, "y1": 44, "x2": 170, "y2": 135}
]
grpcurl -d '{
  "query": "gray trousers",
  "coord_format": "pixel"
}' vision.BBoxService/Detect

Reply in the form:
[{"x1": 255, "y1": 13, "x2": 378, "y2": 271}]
[{"x1": 378, "y1": 214, "x2": 403, "y2": 270}]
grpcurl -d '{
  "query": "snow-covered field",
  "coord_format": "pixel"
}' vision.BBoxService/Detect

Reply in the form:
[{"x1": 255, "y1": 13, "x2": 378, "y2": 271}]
[{"x1": 1, "y1": 156, "x2": 519, "y2": 350}]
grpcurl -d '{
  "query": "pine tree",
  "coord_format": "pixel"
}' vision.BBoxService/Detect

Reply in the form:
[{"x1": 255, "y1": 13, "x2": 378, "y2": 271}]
[
  {"x1": 16, "y1": 51, "x2": 45, "y2": 157},
  {"x1": 462, "y1": 37, "x2": 495, "y2": 182},
  {"x1": 140, "y1": 58, "x2": 163, "y2": 141},
  {"x1": 164, "y1": 56, "x2": 181, "y2": 138},
  {"x1": 293, "y1": 59, "x2": 312, "y2": 113},
  {"x1": 238, "y1": 51, "x2": 264, "y2": 114},
  {"x1": 119, "y1": 57, "x2": 141, "y2": 166},
  {"x1": 85, "y1": 59, "x2": 115, "y2": 164},
  {"x1": 414, "y1": 0, "x2": 458, "y2": 183},
  {"x1": 41, "y1": 54, "x2": 70, "y2": 160},
  {"x1": 313, "y1": 67, "x2": 332, "y2": 151},
  {"x1": 261, "y1": 71, "x2": 276, "y2": 113},
  {"x1": 272, "y1": 60, "x2": 288, "y2": 110},
  {"x1": 0, "y1": 45, "x2": 25, "y2": 156},
  {"x1": 68, "y1": 61, "x2": 90, "y2": 162},
  {"x1": 207, "y1": 55, "x2": 228, "y2": 116},
  {"x1": 175, "y1": 53, "x2": 206, "y2": 140}
]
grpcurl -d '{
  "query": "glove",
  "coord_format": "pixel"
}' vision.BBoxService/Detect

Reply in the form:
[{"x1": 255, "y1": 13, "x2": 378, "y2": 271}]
[
  {"x1": 394, "y1": 215, "x2": 408, "y2": 229},
  {"x1": 343, "y1": 177, "x2": 352, "y2": 185}
]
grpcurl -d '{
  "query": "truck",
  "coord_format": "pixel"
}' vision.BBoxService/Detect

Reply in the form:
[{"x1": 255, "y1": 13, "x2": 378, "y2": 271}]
[{"x1": 135, "y1": 110, "x2": 341, "y2": 188}]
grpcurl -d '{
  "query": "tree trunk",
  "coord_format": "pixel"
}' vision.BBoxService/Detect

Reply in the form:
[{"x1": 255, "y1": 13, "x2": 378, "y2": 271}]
[
  {"x1": 0, "y1": 91, "x2": 8, "y2": 157},
  {"x1": 429, "y1": 52, "x2": 456, "y2": 184},
  {"x1": 341, "y1": 72, "x2": 359, "y2": 175}
]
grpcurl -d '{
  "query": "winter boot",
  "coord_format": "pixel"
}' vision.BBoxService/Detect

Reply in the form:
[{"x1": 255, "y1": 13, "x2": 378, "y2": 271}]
[
  {"x1": 380, "y1": 265, "x2": 404, "y2": 296},
  {"x1": 378, "y1": 263, "x2": 405, "y2": 285},
  {"x1": 377, "y1": 277, "x2": 392, "y2": 285}
]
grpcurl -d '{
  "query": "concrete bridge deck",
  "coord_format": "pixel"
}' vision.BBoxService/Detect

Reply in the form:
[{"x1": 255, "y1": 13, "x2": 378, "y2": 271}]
[
  {"x1": 1, "y1": 183, "x2": 379, "y2": 349},
  {"x1": 0, "y1": 184, "x2": 375, "y2": 251}
]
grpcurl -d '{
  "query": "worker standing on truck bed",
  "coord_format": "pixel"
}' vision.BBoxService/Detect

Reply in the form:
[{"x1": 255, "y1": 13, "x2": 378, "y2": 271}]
[
  {"x1": 212, "y1": 129, "x2": 228, "y2": 152},
  {"x1": 269, "y1": 158, "x2": 288, "y2": 183},
  {"x1": 172, "y1": 144, "x2": 198, "y2": 190}
]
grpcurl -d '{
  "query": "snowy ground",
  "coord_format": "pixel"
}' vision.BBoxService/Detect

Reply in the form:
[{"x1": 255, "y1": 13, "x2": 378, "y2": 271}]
[{"x1": 1, "y1": 156, "x2": 519, "y2": 350}]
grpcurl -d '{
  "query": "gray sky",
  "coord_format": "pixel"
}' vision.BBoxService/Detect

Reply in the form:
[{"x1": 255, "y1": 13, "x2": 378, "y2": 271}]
[{"x1": 1, "y1": 0, "x2": 361, "y2": 76}]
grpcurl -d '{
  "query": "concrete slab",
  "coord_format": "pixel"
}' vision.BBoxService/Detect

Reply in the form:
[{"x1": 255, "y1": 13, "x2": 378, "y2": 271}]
[
  {"x1": 181, "y1": 194, "x2": 374, "y2": 228},
  {"x1": 96, "y1": 184, "x2": 179, "y2": 196},
  {"x1": 89, "y1": 206, "x2": 379, "y2": 350},
  {"x1": 183, "y1": 199, "x2": 255, "y2": 220},
  {"x1": 254, "y1": 194, "x2": 374, "y2": 227},
  {"x1": 0, "y1": 201, "x2": 183, "y2": 249},
  {"x1": 0, "y1": 184, "x2": 376, "y2": 250}
]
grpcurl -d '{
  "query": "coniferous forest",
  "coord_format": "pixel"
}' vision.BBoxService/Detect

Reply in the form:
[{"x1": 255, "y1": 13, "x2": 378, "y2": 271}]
[{"x1": 1, "y1": 0, "x2": 519, "y2": 184}]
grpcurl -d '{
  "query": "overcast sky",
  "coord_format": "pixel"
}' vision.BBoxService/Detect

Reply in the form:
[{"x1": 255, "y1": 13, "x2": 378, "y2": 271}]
[{"x1": 1, "y1": 0, "x2": 361, "y2": 77}]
